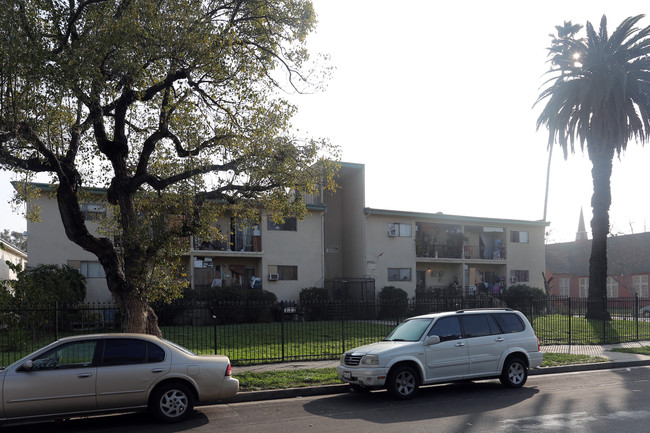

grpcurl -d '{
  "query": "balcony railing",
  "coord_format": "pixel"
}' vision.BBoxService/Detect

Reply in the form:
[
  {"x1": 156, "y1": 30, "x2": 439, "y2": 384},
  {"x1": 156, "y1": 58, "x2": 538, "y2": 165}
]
[
  {"x1": 194, "y1": 234, "x2": 262, "y2": 252},
  {"x1": 416, "y1": 242, "x2": 506, "y2": 260}
]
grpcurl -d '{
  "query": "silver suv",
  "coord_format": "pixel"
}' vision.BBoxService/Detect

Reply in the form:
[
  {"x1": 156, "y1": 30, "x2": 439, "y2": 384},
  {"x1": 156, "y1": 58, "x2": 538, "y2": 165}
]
[{"x1": 337, "y1": 308, "x2": 543, "y2": 399}]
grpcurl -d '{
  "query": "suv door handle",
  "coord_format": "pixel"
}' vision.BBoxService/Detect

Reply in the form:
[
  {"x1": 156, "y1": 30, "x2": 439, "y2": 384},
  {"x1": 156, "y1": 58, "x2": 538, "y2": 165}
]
[
  {"x1": 455, "y1": 342, "x2": 465, "y2": 347},
  {"x1": 495, "y1": 337, "x2": 505, "y2": 342},
  {"x1": 151, "y1": 368, "x2": 165, "y2": 373}
]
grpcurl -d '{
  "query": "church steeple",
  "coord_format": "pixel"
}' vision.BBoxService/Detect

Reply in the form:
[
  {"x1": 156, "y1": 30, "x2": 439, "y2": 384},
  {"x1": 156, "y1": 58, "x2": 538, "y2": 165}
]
[{"x1": 576, "y1": 207, "x2": 588, "y2": 241}]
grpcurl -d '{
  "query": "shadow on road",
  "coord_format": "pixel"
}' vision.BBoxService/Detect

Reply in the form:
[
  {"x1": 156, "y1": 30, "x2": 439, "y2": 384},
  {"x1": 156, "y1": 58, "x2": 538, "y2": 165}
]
[
  {"x1": 303, "y1": 380, "x2": 540, "y2": 425},
  {"x1": 0, "y1": 409, "x2": 210, "y2": 433}
]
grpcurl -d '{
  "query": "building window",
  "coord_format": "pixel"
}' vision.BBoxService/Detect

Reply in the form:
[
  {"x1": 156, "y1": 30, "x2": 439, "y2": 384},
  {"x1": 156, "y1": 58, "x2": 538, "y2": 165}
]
[
  {"x1": 387, "y1": 223, "x2": 412, "y2": 237},
  {"x1": 579, "y1": 278, "x2": 588, "y2": 298},
  {"x1": 388, "y1": 268, "x2": 412, "y2": 281},
  {"x1": 268, "y1": 265, "x2": 297, "y2": 280},
  {"x1": 633, "y1": 275, "x2": 649, "y2": 298},
  {"x1": 81, "y1": 203, "x2": 107, "y2": 221},
  {"x1": 267, "y1": 217, "x2": 297, "y2": 231},
  {"x1": 509, "y1": 270, "x2": 529, "y2": 283},
  {"x1": 80, "y1": 261, "x2": 106, "y2": 278},
  {"x1": 559, "y1": 278, "x2": 570, "y2": 297},
  {"x1": 510, "y1": 231, "x2": 529, "y2": 243},
  {"x1": 606, "y1": 277, "x2": 619, "y2": 298}
]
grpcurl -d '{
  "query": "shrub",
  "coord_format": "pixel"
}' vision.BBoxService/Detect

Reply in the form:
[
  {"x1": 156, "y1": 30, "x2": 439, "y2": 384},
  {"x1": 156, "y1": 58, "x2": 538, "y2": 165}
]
[
  {"x1": 299, "y1": 287, "x2": 330, "y2": 321},
  {"x1": 379, "y1": 286, "x2": 408, "y2": 302},
  {"x1": 13, "y1": 264, "x2": 86, "y2": 305},
  {"x1": 499, "y1": 284, "x2": 546, "y2": 314},
  {"x1": 378, "y1": 286, "x2": 409, "y2": 319},
  {"x1": 207, "y1": 287, "x2": 277, "y2": 324},
  {"x1": 299, "y1": 287, "x2": 329, "y2": 303}
]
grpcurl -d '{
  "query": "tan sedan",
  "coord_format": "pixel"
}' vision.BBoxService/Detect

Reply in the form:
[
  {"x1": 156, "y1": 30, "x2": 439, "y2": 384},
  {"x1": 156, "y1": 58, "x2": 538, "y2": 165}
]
[{"x1": 0, "y1": 333, "x2": 238, "y2": 423}]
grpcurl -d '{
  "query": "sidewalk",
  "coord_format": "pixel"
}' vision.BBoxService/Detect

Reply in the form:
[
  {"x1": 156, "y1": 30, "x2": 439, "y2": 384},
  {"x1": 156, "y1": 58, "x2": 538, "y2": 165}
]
[{"x1": 228, "y1": 341, "x2": 650, "y2": 403}]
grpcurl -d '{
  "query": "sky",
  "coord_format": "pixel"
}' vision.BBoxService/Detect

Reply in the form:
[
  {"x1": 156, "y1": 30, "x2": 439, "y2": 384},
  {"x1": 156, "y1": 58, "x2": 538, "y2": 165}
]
[{"x1": 2, "y1": 0, "x2": 650, "y2": 243}]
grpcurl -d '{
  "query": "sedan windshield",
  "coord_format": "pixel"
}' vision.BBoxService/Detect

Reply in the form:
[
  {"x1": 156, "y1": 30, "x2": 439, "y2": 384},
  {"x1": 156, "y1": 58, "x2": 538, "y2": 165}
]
[{"x1": 384, "y1": 318, "x2": 433, "y2": 342}]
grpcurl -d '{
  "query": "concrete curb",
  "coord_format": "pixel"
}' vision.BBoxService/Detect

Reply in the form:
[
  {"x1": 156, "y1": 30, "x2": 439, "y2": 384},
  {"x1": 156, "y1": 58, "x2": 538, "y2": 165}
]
[{"x1": 226, "y1": 359, "x2": 650, "y2": 403}]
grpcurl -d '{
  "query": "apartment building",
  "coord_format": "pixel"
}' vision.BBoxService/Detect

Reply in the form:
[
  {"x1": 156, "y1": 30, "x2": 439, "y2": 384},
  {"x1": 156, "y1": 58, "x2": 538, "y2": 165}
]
[
  {"x1": 364, "y1": 209, "x2": 548, "y2": 298},
  {"x1": 0, "y1": 241, "x2": 27, "y2": 281},
  {"x1": 17, "y1": 163, "x2": 548, "y2": 301}
]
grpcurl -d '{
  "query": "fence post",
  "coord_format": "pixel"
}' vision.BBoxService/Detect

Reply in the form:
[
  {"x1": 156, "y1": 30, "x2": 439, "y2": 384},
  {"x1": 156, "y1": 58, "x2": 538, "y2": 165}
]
[
  {"x1": 54, "y1": 301, "x2": 59, "y2": 341},
  {"x1": 568, "y1": 297, "x2": 572, "y2": 346},
  {"x1": 602, "y1": 296, "x2": 607, "y2": 344},
  {"x1": 341, "y1": 301, "x2": 346, "y2": 353},
  {"x1": 212, "y1": 311, "x2": 218, "y2": 355},
  {"x1": 634, "y1": 293, "x2": 639, "y2": 341},
  {"x1": 280, "y1": 301, "x2": 286, "y2": 362}
]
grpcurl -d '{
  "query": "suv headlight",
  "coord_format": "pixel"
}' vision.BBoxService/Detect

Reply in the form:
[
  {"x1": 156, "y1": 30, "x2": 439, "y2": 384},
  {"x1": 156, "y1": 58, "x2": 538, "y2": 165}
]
[{"x1": 361, "y1": 354, "x2": 379, "y2": 366}]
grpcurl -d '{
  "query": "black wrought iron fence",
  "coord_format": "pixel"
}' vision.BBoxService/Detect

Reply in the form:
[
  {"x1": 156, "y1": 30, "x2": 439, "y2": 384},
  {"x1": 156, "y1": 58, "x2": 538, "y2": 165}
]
[{"x1": 2, "y1": 296, "x2": 650, "y2": 367}]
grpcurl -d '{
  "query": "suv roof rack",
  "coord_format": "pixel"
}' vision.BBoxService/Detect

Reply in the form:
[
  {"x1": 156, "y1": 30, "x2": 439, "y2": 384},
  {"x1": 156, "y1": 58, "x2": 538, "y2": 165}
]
[{"x1": 455, "y1": 308, "x2": 514, "y2": 314}]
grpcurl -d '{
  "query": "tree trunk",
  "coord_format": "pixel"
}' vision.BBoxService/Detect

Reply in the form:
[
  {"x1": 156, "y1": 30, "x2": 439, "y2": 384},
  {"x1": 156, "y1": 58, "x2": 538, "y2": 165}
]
[
  {"x1": 118, "y1": 295, "x2": 162, "y2": 337},
  {"x1": 586, "y1": 150, "x2": 613, "y2": 320}
]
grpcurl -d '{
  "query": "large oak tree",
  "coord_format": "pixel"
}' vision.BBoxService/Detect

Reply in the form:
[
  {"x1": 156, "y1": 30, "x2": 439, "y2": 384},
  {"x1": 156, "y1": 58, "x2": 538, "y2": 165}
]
[{"x1": 0, "y1": 0, "x2": 339, "y2": 334}]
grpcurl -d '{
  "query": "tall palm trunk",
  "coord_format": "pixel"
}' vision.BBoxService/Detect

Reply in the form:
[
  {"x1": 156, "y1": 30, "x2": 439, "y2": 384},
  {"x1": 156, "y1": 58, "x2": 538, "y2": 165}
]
[{"x1": 586, "y1": 148, "x2": 613, "y2": 320}]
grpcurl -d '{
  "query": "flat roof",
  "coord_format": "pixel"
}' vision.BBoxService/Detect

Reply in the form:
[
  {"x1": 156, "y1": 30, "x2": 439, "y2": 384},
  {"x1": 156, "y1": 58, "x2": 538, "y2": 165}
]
[{"x1": 364, "y1": 207, "x2": 549, "y2": 227}]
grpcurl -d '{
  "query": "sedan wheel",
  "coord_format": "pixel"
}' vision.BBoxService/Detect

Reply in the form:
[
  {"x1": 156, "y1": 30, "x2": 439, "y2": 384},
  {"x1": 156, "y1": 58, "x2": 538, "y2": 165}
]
[
  {"x1": 500, "y1": 357, "x2": 528, "y2": 388},
  {"x1": 387, "y1": 365, "x2": 419, "y2": 399},
  {"x1": 151, "y1": 383, "x2": 195, "y2": 423}
]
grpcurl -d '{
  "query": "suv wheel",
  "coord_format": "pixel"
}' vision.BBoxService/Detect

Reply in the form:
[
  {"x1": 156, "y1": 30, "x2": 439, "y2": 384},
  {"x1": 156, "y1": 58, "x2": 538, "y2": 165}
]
[
  {"x1": 387, "y1": 365, "x2": 419, "y2": 399},
  {"x1": 500, "y1": 357, "x2": 528, "y2": 388}
]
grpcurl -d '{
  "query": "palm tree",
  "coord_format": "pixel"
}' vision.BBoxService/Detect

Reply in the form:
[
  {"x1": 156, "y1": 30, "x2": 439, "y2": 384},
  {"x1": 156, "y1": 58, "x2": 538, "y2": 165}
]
[{"x1": 536, "y1": 15, "x2": 650, "y2": 320}]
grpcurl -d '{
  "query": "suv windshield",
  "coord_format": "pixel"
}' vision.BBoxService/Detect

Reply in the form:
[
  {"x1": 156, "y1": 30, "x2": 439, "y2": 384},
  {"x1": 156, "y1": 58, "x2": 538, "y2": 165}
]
[{"x1": 384, "y1": 318, "x2": 433, "y2": 341}]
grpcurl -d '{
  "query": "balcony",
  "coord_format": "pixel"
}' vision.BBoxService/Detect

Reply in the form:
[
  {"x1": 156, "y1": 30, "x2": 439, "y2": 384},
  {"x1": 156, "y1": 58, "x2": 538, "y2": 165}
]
[
  {"x1": 416, "y1": 222, "x2": 506, "y2": 261},
  {"x1": 193, "y1": 233, "x2": 262, "y2": 253},
  {"x1": 416, "y1": 241, "x2": 506, "y2": 260}
]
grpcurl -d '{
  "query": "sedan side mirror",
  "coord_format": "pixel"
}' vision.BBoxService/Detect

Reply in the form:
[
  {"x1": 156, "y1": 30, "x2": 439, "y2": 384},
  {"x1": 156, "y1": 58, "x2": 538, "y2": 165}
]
[
  {"x1": 21, "y1": 360, "x2": 34, "y2": 371},
  {"x1": 424, "y1": 335, "x2": 441, "y2": 346}
]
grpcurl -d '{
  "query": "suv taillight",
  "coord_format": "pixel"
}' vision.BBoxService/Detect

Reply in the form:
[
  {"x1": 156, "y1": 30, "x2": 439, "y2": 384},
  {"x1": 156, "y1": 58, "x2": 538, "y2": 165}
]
[
  {"x1": 537, "y1": 337, "x2": 541, "y2": 352},
  {"x1": 225, "y1": 364, "x2": 232, "y2": 376}
]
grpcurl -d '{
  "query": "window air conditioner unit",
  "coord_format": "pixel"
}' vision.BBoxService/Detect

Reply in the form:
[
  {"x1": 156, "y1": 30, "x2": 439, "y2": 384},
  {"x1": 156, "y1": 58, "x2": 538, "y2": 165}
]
[{"x1": 268, "y1": 273, "x2": 280, "y2": 281}]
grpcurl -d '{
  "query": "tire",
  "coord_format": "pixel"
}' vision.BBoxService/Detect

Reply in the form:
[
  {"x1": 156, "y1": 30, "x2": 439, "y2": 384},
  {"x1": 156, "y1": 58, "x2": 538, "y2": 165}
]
[
  {"x1": 387, "y1": 365, "x2": 419, "y2": 399},
  {"x1": 349, "y1": 384, "x2": 370, "y2": 393},
  {"x1": 150, "y1": 382, "x2": 195, "y2": 423},
  {"x1": 500, "y1": 357, "x2": 528, "y2": 388},
  {"x1": 643, "y1": 310, "x2": 650, "y2": 318}
]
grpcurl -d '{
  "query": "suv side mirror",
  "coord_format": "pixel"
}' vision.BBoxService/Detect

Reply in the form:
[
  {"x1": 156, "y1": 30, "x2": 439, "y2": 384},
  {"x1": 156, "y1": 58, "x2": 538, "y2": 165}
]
[
  {"x1": 424, "y1": 335, "x2": 441, "y2": 346},
  {"x1": 21, "y1": 360, "x2": 34, "y2": 371}
]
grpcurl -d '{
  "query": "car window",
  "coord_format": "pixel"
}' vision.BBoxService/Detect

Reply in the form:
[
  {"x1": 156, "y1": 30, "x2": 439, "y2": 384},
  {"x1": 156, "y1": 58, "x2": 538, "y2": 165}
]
[
  {"x1": 148, "y1": 342, "x2": 166, "y2": 362},
  {"x1": 492, "y1": 313, "x2": 525, "y2": 333},
  {"x1": 384, "y1": 318, "x2": 433, "y2": 341},
  {"x1": 460, "y1": 314, "x2": 492, "y2": 338},
  {"x1": 101, "y1": 339, "x2": 165, "y2": 366},
  {"x1": 428, "y1": 316, "x2": 462, "y2": 342},
  {"x1": 30, "y1": 340, "x2": 98, "y2": 370}
]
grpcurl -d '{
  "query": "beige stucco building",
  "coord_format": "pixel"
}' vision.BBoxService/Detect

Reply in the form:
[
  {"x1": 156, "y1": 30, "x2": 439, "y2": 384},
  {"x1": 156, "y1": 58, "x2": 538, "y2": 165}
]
[
  {"x1": 364, "y1": 209, "x2": 547, "y2": 298},
  {"x1": 23, "y1": 184, "x2": 112, "y2": 302},
  {"x1": 0, "y1": 241, "x2": 27, "y2": 281},
  {"x1": 17, "y1": 163, "x2": 548, "y2": 302}
]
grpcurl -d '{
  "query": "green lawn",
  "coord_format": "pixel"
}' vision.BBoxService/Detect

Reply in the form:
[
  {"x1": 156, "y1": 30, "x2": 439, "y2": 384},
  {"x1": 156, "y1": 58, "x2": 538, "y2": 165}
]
[
  {"x1": 531, "y1": 315, "x2": 650, "y2": 345},
  {"x1": 160, "y1": 320, "x2": 397, "y2": 365},
  {"x1": 2, "y1": 315, "x2": 649, "y2": 367},
  {"x1": 235, "y1": 353, "x2": 610, "y2": 391}
]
